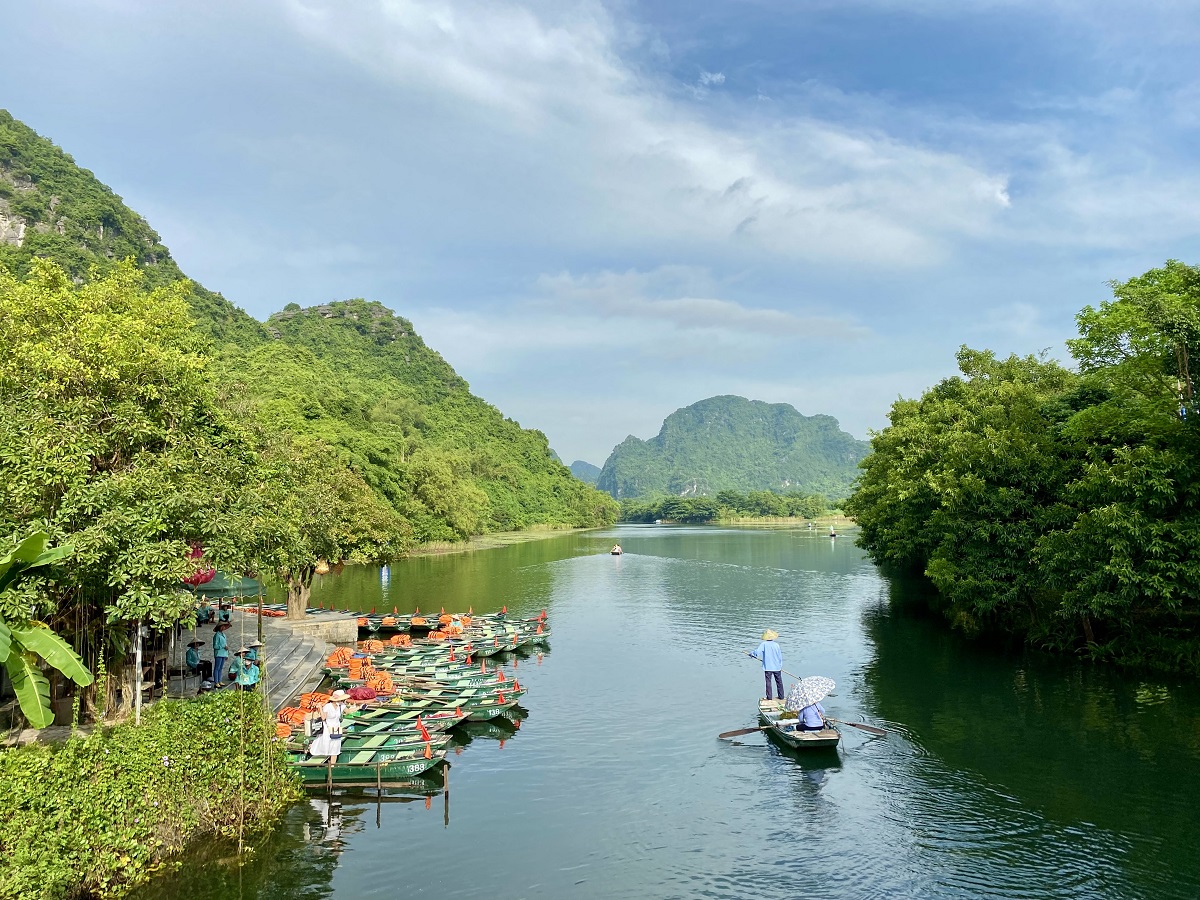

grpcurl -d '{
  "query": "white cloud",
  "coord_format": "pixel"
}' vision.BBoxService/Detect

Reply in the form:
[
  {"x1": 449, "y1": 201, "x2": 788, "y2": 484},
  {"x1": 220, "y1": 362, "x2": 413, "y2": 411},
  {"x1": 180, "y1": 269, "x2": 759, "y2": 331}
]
[
  {"x1": 698, "y1": 70, "x2": 725, "y2": 86},
  {"x1": 277, "y1": 0, "x2": 1012, "y2": 267},
  {"x1": 535, "y1": 267, "x2": 869, "y2": 339}
]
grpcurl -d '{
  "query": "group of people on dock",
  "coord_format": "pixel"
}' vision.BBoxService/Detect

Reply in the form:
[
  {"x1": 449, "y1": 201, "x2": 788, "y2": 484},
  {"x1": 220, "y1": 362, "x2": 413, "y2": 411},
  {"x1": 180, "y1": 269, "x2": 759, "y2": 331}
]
[{"x1": 185, "y1": 619, "x2": 262, "y2": 691}]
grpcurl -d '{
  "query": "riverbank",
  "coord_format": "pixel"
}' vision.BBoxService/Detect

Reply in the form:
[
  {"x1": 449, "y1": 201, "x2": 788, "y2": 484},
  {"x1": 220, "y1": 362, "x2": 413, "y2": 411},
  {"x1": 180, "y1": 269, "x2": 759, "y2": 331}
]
[
  {"x1": 717, "y1": 514, "x2": 854, "y2": 528},
  {"x1": 406, "y1": 525, "x2": 597, "y2": 557},
  {"x1": 0, "y1": 692, "x2": 299, "y2": 900}
]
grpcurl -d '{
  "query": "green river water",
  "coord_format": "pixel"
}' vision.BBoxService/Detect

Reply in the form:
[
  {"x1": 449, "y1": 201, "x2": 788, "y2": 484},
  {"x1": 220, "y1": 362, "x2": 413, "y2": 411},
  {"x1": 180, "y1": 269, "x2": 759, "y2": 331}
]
[{"x1": 133, "y1": 525, "x2": 1200, "y2": 899}]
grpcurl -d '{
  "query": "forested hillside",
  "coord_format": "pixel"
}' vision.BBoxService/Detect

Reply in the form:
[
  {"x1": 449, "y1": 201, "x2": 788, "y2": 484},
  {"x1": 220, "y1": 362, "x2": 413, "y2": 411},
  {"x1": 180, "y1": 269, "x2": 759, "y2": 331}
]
[
  {"x1": 848, "y1": 261, "x2": 1200, "y2": 672},
  {"x1": 0, "y1": 110, "x2": 265, "y2": 345},
  {"x1": 570, "y1": 460, "x2": 601, "y2": 484},
  {"x1": 596, "y1": 395, "x2": 868, "y2": 499},
  {"x1": 1, "y1": 111, "x2": 618, "y2": 551},
  {"x1": 222, "y1": 300, "x2": 619, "y2": 541}
]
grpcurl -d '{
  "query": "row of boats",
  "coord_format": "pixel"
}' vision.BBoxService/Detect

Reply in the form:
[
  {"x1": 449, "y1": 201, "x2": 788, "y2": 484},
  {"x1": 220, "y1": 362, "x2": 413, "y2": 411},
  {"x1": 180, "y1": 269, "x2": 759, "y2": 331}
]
[{"x1": 278, "y1": 609, "x2": 550, "y2": 784}]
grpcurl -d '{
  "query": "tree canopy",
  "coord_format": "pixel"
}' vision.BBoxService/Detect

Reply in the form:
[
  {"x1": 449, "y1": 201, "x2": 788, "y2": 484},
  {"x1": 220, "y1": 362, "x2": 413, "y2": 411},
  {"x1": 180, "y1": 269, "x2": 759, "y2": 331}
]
[{"x1": 848, "y1": 261, "x2": 1200, "y2": 672}]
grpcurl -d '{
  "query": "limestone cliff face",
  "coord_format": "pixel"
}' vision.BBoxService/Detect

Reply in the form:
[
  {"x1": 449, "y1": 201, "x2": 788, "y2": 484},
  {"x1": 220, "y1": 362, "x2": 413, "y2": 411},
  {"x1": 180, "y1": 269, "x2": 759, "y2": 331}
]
[{"x1": 0, "y1": 202, "x2": 26, "y2": 246}]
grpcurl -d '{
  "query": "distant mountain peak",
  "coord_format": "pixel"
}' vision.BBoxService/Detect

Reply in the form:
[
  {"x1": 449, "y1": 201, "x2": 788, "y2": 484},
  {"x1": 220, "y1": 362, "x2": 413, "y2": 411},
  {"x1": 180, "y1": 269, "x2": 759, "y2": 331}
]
[
  {"x1": 569, "y1": 460, "x2": 601, "y2": 484},
  {"x1": 596, "y1": 395, "x2": 867, "y2": 499}
]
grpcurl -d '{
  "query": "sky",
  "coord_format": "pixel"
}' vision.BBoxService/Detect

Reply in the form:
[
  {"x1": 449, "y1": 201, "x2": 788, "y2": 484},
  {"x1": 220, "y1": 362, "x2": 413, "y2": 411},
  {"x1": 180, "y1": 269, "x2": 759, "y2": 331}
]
[{"x1": 3, "y1": 0, "x2": 1199, "y2": 465}]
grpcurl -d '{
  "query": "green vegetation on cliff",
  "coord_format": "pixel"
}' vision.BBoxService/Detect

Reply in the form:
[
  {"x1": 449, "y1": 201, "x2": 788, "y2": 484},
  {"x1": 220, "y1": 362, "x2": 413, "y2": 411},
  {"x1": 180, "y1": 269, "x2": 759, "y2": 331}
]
[
  {"x1": 596, "y1": 395, "x2": 867, "y2": 499},
  {"x1": 0, "y1": 110, "x2": 265, "y2": 346},
  {"x1": 222, "y1": 300, "x2": 619, "y2": 542},
  {"x1": 848, "y1": 261, "x2": 1200, "y2": 672},
  {"x1": 569, "y1": 460, "x2": 601, "y2": 484}
]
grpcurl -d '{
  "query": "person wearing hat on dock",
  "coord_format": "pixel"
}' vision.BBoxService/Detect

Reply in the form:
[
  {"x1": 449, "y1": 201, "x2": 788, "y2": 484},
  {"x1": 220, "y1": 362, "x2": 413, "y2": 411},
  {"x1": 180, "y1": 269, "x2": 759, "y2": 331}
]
[
  {"x1": 308, "y1": 690, "x2": 355, "y2": 757},
  {"x1": 185, "y1": 640, "x2": 213, "y2": 680},
  {"x1": 246, "y1": 640, "x2": 263, "y2": 663},
  {"x1": 212, "y1": 622, "x2": 232, "y2": 683},
  {"x1": 233, "y1": 648, "x2": 260, "y2": 691},
  {"x1": 749, "y1": 629, "x2": 785, "y2": 701}
]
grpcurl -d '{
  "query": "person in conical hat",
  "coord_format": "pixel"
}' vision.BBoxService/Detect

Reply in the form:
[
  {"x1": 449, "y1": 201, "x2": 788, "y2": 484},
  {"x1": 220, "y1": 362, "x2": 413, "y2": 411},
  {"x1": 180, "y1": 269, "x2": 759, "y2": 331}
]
[
  {"x1": 185, "y1": 640, "x2": 212, "y2": 680},
  {"x1": 748, "y1": 629, "x2": 784, "y2": 701}
]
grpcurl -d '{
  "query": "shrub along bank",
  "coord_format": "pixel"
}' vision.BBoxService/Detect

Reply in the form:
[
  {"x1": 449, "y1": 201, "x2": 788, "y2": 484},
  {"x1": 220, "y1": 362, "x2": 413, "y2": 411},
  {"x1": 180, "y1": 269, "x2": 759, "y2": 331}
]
[{"x1": 0, "y1": 692, "x2": 300, "y2": 900}]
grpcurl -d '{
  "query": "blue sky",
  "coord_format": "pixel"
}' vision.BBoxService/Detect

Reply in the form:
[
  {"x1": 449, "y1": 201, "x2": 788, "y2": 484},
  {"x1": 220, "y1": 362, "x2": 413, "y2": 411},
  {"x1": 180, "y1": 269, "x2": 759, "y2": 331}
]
[{"x1": 3, "y1": 0, "x2": 1199, "y2": 465}]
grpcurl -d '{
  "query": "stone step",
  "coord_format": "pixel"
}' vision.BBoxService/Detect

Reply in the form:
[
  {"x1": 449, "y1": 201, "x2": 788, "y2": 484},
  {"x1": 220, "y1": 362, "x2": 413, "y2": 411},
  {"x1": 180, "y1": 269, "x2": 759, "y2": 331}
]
[
  {"x1": 268, "y1": 638, "x2": 330, "y2": 711},
  {"x1": 262, "y1": 636, "x2": 318, "y2": 698}
]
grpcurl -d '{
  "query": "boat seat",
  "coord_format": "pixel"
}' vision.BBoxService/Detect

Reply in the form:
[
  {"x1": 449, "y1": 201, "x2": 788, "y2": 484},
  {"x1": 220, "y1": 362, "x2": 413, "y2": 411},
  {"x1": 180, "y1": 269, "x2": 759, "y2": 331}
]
[
  {"x1": 298, "y1": 757, "x2": 329, "y2": 767},
  {"x1": 349, "y1": 750, "x2": 377, "y2": 764},
  {"x1": 361, "y1": 735, "x2": 390, "y2": 749}
]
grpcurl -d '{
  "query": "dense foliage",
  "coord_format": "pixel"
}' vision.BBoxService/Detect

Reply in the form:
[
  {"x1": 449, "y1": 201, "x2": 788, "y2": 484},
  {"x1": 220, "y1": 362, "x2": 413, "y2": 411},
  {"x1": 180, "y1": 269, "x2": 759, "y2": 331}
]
[
  {"x1": 0, "y1": 691, "x2": 299, "y2": 899},
  {"x1": 848, "y1": 261, "x2": 1200, "y2": 671},
  {"x1": 621, "y1": 490, "x2": 828, "y2": 524},
  {"x1": 0, "y1": 110, "x2": 265, "y2": 346},
  {"x1": 596, "y1": 395, "x2": 867, "y2": 499},
  {"x1": 221, "y1": 300, "x2": 619, "y2": 542}
]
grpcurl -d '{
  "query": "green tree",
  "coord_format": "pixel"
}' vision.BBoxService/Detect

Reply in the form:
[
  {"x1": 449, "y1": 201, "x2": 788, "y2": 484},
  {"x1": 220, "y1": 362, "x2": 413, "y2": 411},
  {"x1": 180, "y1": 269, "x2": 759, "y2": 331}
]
[{"x1": 0, "y1": 532, "x2": 93, "y2": 728}]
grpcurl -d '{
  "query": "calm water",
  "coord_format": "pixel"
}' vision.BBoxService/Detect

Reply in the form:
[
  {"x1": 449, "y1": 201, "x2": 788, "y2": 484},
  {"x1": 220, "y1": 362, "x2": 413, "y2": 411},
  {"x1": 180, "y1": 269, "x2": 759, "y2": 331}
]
[{"x1": 135, "y1": 526, "x2": 1200, "y2": 899}]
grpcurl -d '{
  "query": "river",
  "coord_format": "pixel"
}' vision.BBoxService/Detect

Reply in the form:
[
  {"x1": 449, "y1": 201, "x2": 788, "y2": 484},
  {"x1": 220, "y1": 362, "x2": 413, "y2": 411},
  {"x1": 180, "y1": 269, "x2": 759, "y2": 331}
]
[{"x1": 133, "y1": 525, "x2": 1200, "y2": 899}]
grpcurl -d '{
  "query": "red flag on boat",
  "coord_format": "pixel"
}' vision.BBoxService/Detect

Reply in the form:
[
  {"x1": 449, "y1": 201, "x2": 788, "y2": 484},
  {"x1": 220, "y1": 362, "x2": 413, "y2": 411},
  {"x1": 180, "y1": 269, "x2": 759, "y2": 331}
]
[
  {"x1": 497, "y1": 670, "x2": 506, "y2": 682},
  {"x1": 481, "y1": 659, "x2": 487, "y2": 673},
  {"x1": 449, "y1": 649, "x2": 456, "y2": 662},
  {"x1": 493, "y1": 637, "x2": 499, "y2": 647},
  {"x1": 536, "y1": 624, "x2": 543, "y2": 634},
  {"x1": 513, "y1": 679, "x2": 520, "y2": 691},
  {"x1": 455, "y1": 707, "x2": 463, "y2": 716},
  {"x1": 466, "y1": 655, "x2": 473, "y2": 665},
  {"x1": 370, "y1": 606, "x2": 375, "y2": 614},
  {"x1": 502, "y1": 605, "x2": 507, "y2": 613},
  {"x1": 393, "y1": 606, "x2": 398, "y2": 615},
  {"x1": 417, "y1": 717, "x2": 431, "y2": 741},
  {"x1": 424, "y1": 742, "x2": 432, "y2": 760},
  {"x1": 497, "y1": 692, "x2": 506, "y2": 703}
]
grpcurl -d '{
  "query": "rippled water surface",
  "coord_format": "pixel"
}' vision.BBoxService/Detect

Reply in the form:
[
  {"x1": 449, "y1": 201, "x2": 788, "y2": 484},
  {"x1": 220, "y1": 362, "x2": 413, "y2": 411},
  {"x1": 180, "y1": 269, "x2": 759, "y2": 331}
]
[{"x1": 135, "y1": 526, "x2": 1200, "y2": 899}]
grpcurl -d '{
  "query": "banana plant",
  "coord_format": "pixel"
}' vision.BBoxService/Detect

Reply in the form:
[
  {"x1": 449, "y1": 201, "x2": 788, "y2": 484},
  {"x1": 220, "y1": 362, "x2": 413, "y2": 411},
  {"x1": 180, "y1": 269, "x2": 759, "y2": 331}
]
[{"x1": 0, "y1": 532, "x2": 94, "y2": 728}]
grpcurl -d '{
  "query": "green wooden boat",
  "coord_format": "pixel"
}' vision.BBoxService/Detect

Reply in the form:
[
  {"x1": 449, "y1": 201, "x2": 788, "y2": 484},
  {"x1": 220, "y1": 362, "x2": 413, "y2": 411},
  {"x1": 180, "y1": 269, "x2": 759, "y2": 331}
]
[
  {"x1": 291, "y1": 730, "x2": 452, "y2": 753},
  {"x1": 464, "y1": 697, "x2": 521, "y2": 721},
  {"x1": 757, "y1": 699, "x2": 840, "y2": 751},
  {"x1": 287, "y1": 746, "x2": 447, "y2": 784},
  {"x1": 342, "y1": 704, "x2": 466, "y2": 727}
]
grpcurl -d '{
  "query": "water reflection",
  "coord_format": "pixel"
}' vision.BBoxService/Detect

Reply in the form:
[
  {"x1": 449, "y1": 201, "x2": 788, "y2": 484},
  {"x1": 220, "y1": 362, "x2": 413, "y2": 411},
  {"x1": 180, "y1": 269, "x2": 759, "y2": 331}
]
[
  {"x1": 137, "y1": 528, "x2": 1200, "y2": 900},
  {"x1": 862, "y1": 575, "x2": 1200, "y2": 897}
]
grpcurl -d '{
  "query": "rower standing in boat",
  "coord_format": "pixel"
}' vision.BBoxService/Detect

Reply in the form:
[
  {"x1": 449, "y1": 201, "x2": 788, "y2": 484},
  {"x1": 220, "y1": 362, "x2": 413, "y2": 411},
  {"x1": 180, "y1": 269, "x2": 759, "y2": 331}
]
[{"x1": 749, "y1": 629, "x2": 785, "y2": 701}]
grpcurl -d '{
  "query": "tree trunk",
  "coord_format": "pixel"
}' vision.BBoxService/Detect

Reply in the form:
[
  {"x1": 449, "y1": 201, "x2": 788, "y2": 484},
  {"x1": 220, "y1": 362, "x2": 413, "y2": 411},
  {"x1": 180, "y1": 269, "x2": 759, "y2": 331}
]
[{"x1": 287, "y1": 572, "x2": 314, "y2": 620}]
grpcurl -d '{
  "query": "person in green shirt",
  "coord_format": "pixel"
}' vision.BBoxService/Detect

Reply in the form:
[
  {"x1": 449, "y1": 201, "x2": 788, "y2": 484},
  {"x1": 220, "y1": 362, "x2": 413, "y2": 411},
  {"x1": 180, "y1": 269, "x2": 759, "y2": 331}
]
[
  {"x1": 233, "y1": 648, "x2": 260, "y2": 691},
  {"x1": 185, "y1": 640, "x2": 212, "y2": 680},
  {"x1": 212, "y1": 623, "x2": 231, "y2": 682}
]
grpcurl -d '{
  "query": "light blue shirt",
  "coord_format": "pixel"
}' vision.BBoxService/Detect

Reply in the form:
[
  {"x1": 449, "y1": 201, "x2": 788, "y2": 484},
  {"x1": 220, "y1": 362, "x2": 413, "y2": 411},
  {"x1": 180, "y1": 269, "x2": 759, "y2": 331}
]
[
  {"x1": 236, "y1": 662, "x2": 260, "y2": 687},
  {"x1": 213, "y1": 631, "x2": 229, "y2": 658},
  {"x1": 750, "y1": 640, "x2": 783, "y2": 672},
  {"x1": 799, "y1": 702, "x2": 826, "y2": 728}
]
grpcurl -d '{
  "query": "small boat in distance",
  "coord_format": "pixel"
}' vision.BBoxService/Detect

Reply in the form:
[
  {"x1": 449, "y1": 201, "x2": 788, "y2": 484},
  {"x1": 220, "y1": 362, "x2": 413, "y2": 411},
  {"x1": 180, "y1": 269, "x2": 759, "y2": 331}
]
[{"x1": 610, "y1": 544, "x2": 623, "y2": 555}]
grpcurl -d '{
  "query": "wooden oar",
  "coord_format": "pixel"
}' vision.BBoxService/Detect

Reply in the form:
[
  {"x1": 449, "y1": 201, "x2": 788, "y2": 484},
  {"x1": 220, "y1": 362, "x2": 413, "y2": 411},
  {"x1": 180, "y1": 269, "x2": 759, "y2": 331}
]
[
  {"x1": 718, "y1": 724, "x2": 774, "y2": 739},
  {"x1": 737, "y1": 651, "x2": 887, "y2": 737},
  {"x1": 825, "y1": 717, "x2": 887, "y2": 737}
]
